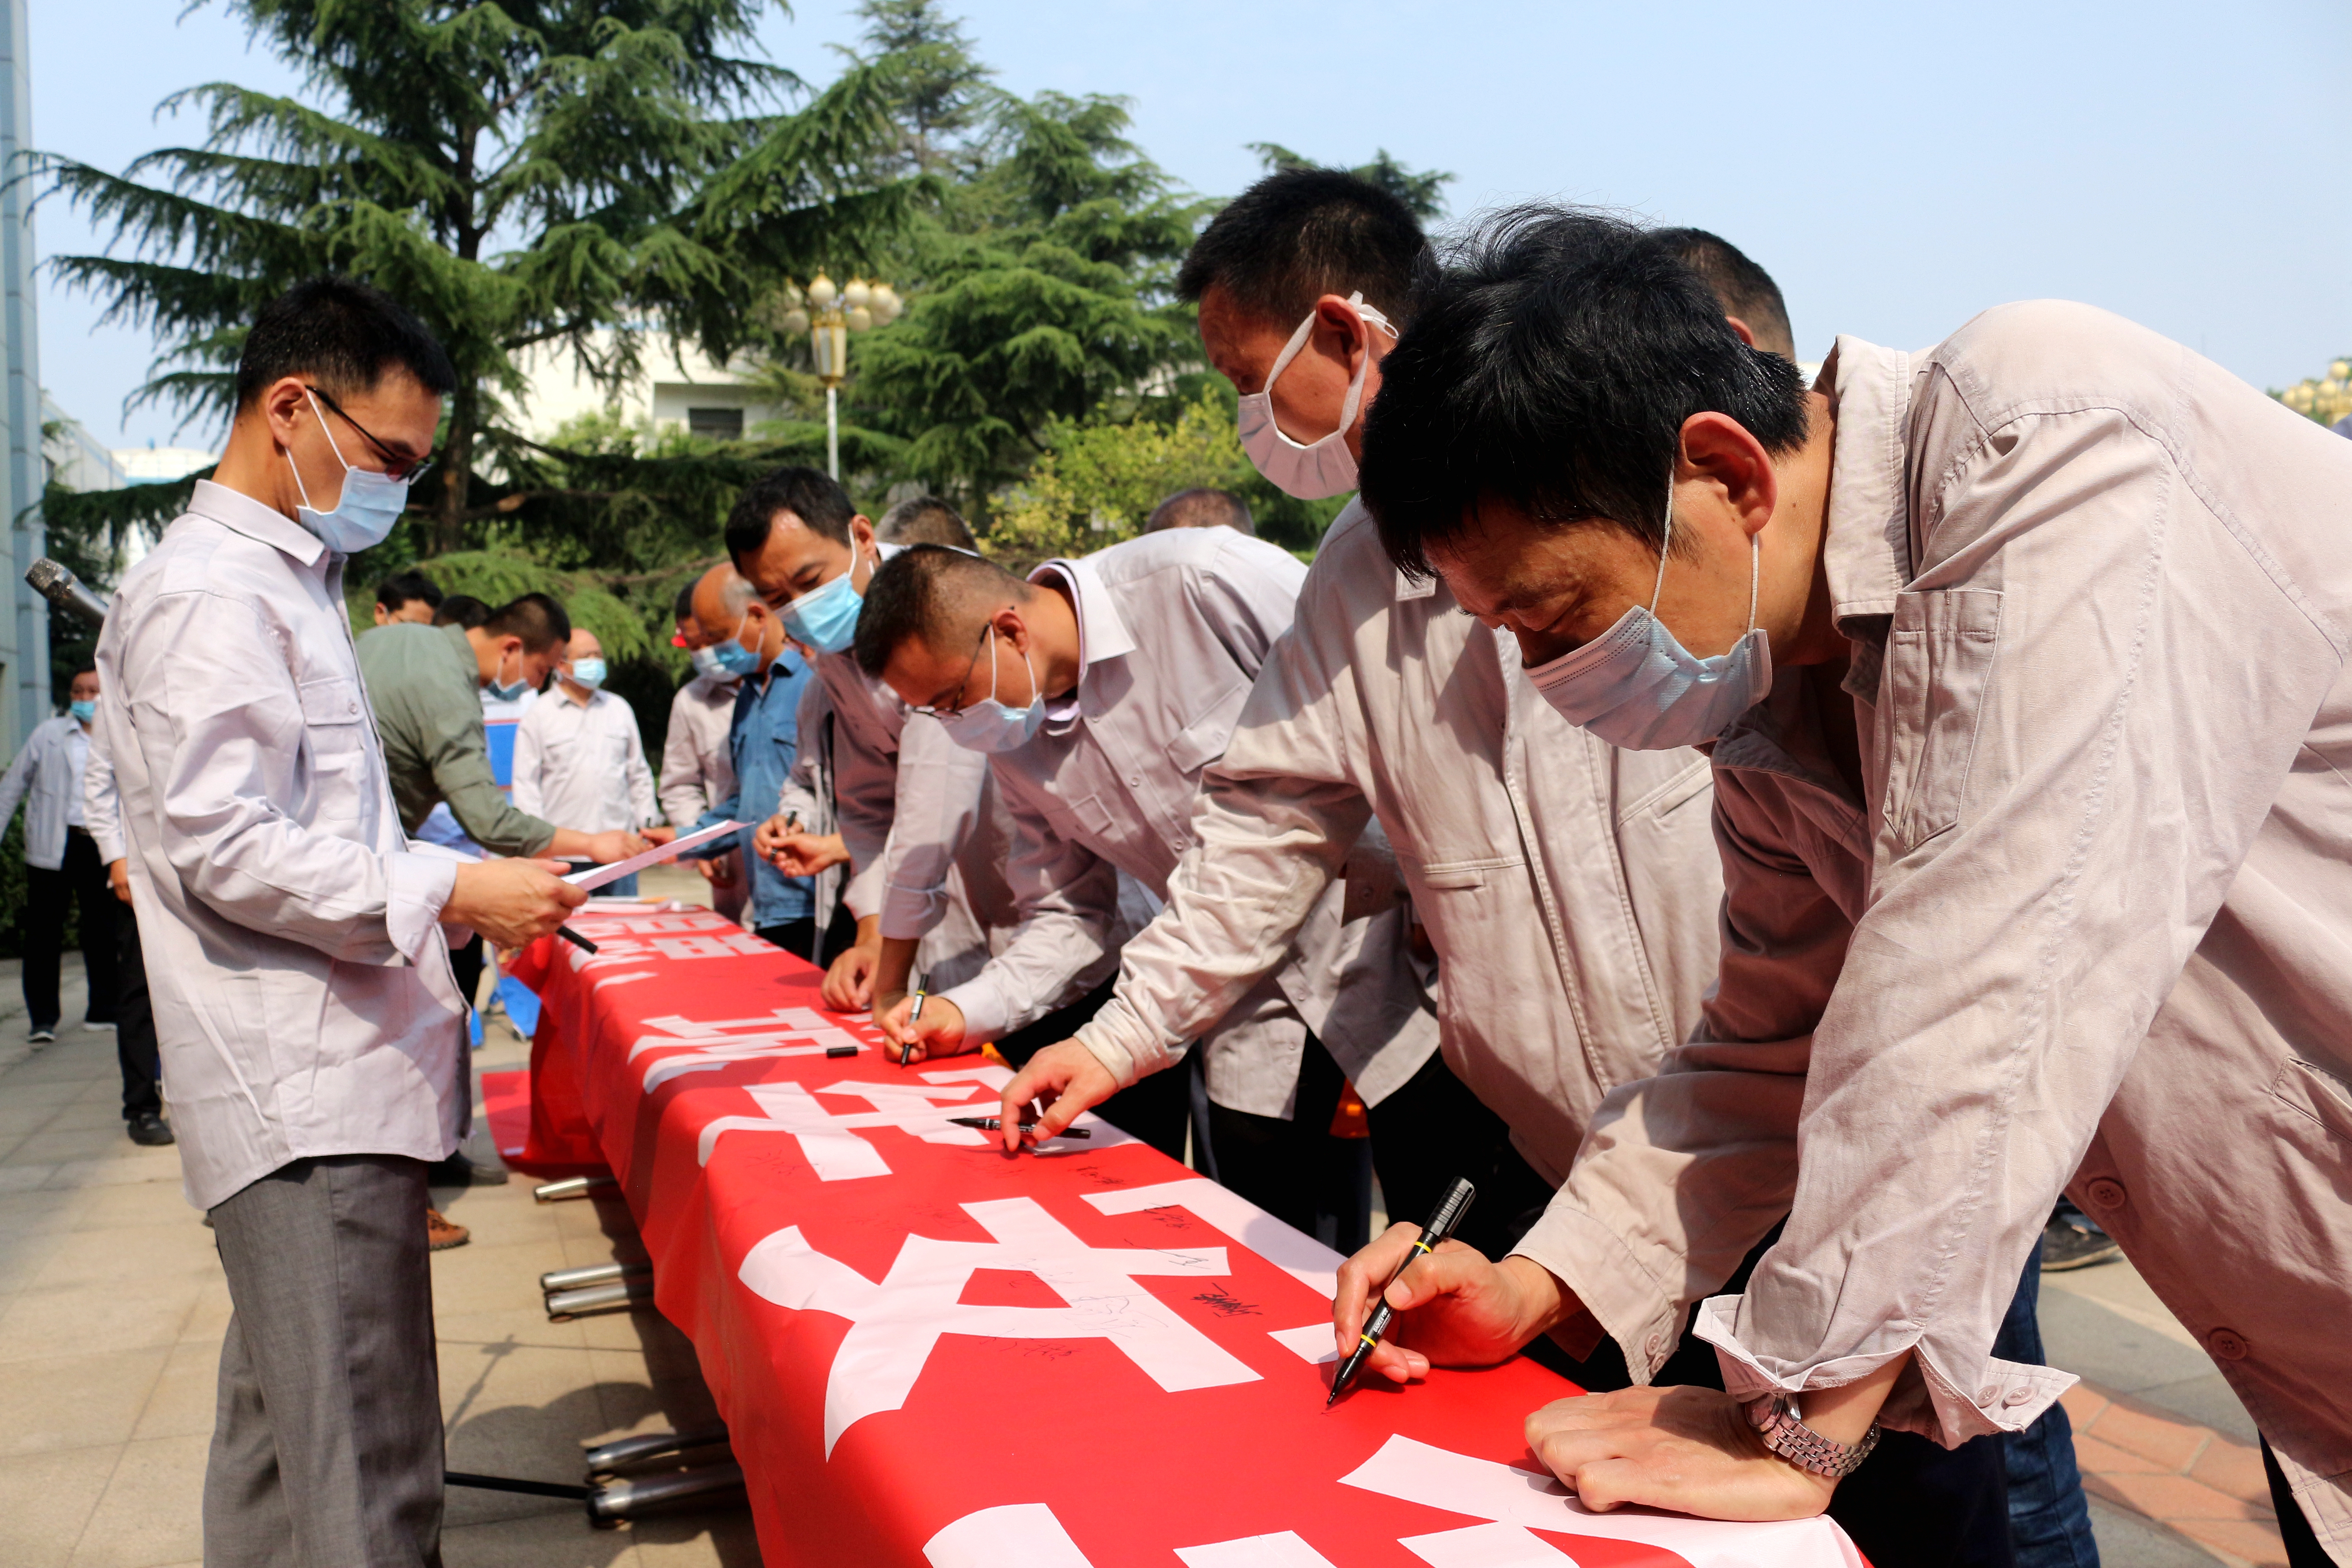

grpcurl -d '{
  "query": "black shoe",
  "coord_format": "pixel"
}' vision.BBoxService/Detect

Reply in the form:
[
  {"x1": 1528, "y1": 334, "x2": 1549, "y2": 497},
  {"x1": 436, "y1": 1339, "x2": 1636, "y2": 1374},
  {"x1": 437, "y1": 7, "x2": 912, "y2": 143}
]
[
  {"x1": 28, "y1": 1024, "x2": 55, "y2": 1043},
  {"x1": 127, "y1": 1112, "x2": 175, "y2": 1147},
  {"x1": 2042, "y1": 1215, "x2": 2121, "y2": 1271},
  {"x1": 426, "y1": 1151, "x2": 510, "y2": 1187}
]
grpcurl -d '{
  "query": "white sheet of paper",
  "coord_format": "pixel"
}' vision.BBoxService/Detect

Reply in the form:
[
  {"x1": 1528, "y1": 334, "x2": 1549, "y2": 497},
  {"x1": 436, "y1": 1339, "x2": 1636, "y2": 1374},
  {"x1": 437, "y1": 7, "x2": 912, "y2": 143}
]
[
  {"x1": 563, "y1": 819, "x2": 741, "y2": 892},
  {"x1": 1176, "y1": 1531, "x2": 1342, "y2": 1567}
]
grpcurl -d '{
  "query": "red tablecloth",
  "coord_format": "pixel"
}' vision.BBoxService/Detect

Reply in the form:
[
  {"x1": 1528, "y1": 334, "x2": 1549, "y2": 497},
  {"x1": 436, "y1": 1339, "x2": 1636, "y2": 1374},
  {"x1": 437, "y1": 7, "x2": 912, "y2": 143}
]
[{"x1": 509, "y1": 906, "x2": 1862, "y2": 1568}]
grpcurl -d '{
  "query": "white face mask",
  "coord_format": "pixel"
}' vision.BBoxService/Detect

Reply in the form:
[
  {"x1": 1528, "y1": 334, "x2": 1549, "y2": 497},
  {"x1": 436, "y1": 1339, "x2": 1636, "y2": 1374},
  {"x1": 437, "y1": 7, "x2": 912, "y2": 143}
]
[
  {"x1": 1523, "y1": 474, "x2": 1774, "y2": 751},
  {"x1": 285, "y1": 389, "x2": 413, "y2": 554},
  {"x1": 1236, "y1": 291, "x2": 1398, "y2": 500},
  {"x1": 933, "y1": 626, "x2": 1046, "y2": 754}
]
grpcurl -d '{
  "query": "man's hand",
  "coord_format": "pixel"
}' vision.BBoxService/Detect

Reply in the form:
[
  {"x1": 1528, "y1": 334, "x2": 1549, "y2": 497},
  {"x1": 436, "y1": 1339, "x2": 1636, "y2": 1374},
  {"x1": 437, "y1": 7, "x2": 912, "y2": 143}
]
[
  {"x1": 1525, "y1": 1386, "x2": 1836, "y2": 1520},
  {"x1": 642, "y1": 825, "x2": 677, "y2": 846},
  {"x1": 1332, "y1": 1231, "x2": 1565, "y2": 1383},
  {"x1": 993, "y1": 1040, "x2": 1119, "y2": 1152},
  {"x1": 583, "y1": 829, "x2": 651, "y2": 864},
  {"x1": 696, "y1": 852, "x2": 740, "y2": 888},
  {"x1": 821, "y1": 938, "x2": 880, "y2": 1011},
  {"x1": 446, "y1": 857, "x2": 589, "y2": 949},
  {"x1": 754, "y1": 815, "x2": 849, "y2": 877},
  {"x1": 108, "y1": 858, "x2": 132, "y2": 906},
  {"x1": 875, "y1": 992, "x2": 971, "y2": 1065}
]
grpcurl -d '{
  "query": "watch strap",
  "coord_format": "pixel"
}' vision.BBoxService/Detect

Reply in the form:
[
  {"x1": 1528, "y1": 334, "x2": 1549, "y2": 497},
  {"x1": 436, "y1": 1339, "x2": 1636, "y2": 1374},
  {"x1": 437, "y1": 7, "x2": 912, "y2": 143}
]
[{"x1": 1745, "y1": 1393, "x2": 1883, "y2": 1480}]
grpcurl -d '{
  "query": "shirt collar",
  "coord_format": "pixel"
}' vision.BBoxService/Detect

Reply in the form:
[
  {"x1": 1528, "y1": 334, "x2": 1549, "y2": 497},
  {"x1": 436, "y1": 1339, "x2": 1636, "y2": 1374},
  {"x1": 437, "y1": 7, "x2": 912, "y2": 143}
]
[
  {"x1": 1029, "y1": 555, "x2": 1134, "y2": 726},
  {"x1": 1818, "y1": 335, "x2": 1918, "y2": 700},
  {"x1": 187, "y1": 478, "x2": 328, "y2": 568}
]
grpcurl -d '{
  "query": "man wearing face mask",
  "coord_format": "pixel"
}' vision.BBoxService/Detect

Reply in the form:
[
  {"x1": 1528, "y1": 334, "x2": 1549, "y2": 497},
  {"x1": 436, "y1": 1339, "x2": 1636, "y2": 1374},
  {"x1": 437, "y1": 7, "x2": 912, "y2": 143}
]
[
  {"x1": 731, "y1": 466, "x2": 1028, "y2": 1017},
  {"x1": 662, "y1": 577, "x2": 749, "y2": 924},
  {"x1": 675, "y1": 567, "x2": 821, "y2": 953},
  {"x1": 512, "y1": 628, "x2": 670, "y2": 899},
  {"x1": 95, "y1": 275, "x2": 587, "y2": 1566},
  {"x1": 996, "y1": 170, "x2": 1724, "y2": 1270},
  {"x1": 854, "y1": 538, "x2": 1440, "y2": 1202},
  {"x1": 1344, "y1": 211, "x2": 2347, "y2": 1562}
]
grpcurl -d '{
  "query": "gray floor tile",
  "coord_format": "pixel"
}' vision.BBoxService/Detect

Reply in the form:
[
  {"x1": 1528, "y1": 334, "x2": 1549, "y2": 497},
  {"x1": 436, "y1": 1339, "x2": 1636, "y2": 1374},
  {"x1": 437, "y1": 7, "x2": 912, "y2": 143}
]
[
  {"x1": 0, "y1": 1345, "x2": 170, "y2": 1456},
  {"x1": 2087, "y1": 1494, "x2": 2232, "y2": 1568},
  {"x1": 0, "y1": 1442, "x2": 120, "y2": 1568},
  {"x1": 65, "y1": 1432, "x2": 209, "y2": 1568}
]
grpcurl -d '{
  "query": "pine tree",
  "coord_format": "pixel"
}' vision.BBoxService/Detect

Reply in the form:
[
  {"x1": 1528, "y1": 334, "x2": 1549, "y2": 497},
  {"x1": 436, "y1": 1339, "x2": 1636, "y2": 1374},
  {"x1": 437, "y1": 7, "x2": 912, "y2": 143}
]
[
  {"x1": 35, "y1": 0, "x2": 919, "y2": 559},
  {"x1": 1247, "y1": 143, "x2": 1455, "y2": 222}
]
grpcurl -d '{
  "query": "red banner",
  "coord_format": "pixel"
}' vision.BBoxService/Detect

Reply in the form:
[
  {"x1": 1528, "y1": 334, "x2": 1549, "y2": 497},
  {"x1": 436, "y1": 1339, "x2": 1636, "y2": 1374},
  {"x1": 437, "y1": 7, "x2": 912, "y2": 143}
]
[{"x1": 510, "y1": 906, "x2": 1863, "y2": 1568}]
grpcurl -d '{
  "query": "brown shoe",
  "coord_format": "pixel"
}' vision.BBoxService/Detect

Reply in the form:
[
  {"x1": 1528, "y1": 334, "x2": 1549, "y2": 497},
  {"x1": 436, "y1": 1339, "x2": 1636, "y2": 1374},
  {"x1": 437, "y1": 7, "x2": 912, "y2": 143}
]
[{"x1": 427, "y1": 1208, "x2": 471, "y2": 1251}]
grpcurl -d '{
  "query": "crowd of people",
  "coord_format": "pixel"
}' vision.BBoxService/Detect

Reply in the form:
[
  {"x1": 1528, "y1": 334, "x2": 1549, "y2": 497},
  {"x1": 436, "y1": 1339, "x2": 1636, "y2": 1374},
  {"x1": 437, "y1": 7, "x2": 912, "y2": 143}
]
[{"x1": 10, "y1": 164, "x2": 2345, "y2": 1568}]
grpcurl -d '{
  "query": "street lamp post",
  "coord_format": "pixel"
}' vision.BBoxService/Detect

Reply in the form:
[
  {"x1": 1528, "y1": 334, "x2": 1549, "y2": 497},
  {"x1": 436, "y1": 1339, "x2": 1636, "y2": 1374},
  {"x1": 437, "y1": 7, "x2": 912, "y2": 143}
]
[{"x1": 777, "y1": 274, "x2": 902, "y2": 480}]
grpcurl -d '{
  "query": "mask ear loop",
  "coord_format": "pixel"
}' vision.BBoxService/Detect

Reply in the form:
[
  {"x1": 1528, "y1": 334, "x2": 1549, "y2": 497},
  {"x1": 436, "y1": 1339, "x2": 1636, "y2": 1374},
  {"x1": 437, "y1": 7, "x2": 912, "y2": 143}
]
[
  {"x1": 1648, "y1": 470, "x2": 1676, "y2": 615},
  {"x1": 1649, "y1": 467, "x2": 1764, "y2": 636},
  {"x1": 1263, "y1": 292, "x2": 1403, "y2": 445}
]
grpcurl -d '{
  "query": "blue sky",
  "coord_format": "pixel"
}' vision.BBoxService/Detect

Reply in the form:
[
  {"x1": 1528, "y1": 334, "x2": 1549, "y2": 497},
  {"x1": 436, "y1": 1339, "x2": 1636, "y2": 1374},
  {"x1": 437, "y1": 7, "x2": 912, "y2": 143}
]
[{"x1": 29, "y1": 0, "x2": 2352, "y2": 452}]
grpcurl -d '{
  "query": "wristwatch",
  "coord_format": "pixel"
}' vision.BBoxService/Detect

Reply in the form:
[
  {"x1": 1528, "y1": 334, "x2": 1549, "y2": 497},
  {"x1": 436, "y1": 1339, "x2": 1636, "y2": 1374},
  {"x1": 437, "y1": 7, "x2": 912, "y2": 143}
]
[{"x1": 1745, "y1": 1393, "x2": 1882, "y2": 1479}]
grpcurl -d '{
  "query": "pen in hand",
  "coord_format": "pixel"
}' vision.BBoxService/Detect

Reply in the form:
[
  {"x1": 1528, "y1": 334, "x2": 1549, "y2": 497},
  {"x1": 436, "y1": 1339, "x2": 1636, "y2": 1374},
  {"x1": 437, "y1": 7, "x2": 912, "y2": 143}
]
[
  {"x1": 899, "y1": 974, "x2": 927, "y2": 1068},
  {"x1": 1327, "y1": 1176, "x2": 1477, "y2": 1406}
]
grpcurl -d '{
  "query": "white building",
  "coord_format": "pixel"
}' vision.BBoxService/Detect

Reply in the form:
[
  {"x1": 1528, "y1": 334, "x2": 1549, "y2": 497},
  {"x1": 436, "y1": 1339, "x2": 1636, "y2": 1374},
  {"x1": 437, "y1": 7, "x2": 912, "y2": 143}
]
[
  {"x1": 509, "y1": 335, "x2": 782, "y2": 445},
  {"x1": 112, "y1": 444, "x2": 217, "y2": 484}
]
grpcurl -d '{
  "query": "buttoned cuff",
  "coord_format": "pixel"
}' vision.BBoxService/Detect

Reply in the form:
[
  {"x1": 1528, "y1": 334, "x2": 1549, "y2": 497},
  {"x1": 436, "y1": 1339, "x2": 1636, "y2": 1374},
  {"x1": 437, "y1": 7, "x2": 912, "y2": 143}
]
[
  {"x1": 1508, "y1": 1199, "x2": 1686, "y2": 1383},
  {"x1": 842, "y1": 858, "x2": 886, "y2": 922},
  {"x1": 1070, "y1": 995, "x2": 1178, "y2": 1092},
  {"x1": 879, "y1": 878, "x2": 949, "y2": 943},
  {"x1": 386, "y1": 852, "x2": 461, "y2": 969},
  {"x1": 91, "y1": 826, "x2": 125, "y2": 865},
  {"x1": 940, "y1": 973, "x2": 1015, "y2": 1044},
  {"x1": 1690, "y1": 1294, "x2": 2077, "y2": 1445}
]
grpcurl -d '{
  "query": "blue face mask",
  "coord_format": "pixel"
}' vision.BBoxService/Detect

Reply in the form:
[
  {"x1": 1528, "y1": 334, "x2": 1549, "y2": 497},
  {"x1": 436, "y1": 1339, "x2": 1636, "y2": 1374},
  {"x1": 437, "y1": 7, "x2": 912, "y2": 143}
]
[
  {"x1": 68, "y1": 699, "x2": 95, "y2": 722},
  {"x1": 286, "y1": 389, "x2": 412, "y2": 554},
  {"x1": 710, "y1": 612, "x2": 765, "y2": 678},
  {"x1": 782, "y1": 542, "x2": 869, "y2": 655},
  {"x1": 934, "y1": 627, "x2": 1046, "y2": 754},
  {"x1": 1524, "y1": 475, "x2": 1773, "y2": 751},
  {"x1": 485, "y1": 645, "x2": 534, "y2": 703},
  {"x1": 568, "y1": 657, "x2": 607, "y2": 690},
  {"x1": 689, "y1": 646, "x2": 731, "y2": 681}
]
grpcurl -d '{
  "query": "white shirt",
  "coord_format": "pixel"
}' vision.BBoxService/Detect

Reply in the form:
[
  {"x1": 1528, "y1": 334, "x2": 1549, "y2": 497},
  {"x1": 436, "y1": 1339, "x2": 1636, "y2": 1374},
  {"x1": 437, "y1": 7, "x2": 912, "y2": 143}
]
[
  {"x1": 96, "y1": 480, "x2": 468, "y2": 1210},
  {"x1": 62, "y1": 727, "x2": 88, "y2": 828},
  {"x1": 660, "y1": 671, "x2": 739, "y2": 828},
  {"x1": 512, "y1": 683, "x2": 659, "y2": 834},
  {"x1": 950, "y1": 529, "x2": 1440, "y2": 1118}
]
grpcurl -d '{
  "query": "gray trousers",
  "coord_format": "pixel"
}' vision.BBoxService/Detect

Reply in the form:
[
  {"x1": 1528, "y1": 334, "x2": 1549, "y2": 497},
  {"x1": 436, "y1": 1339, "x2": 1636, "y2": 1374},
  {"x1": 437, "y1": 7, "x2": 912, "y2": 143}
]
[{"x1": 206, "y1": 1155, "x2": 445, "y2": 1568}]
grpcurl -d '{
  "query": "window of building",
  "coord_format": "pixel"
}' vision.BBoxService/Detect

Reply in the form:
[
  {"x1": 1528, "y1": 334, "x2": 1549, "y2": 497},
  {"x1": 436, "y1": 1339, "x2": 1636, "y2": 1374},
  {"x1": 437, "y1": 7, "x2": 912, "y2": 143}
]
[{"x1": 687, "y1": 407, "x2": 744, "y2": 441}]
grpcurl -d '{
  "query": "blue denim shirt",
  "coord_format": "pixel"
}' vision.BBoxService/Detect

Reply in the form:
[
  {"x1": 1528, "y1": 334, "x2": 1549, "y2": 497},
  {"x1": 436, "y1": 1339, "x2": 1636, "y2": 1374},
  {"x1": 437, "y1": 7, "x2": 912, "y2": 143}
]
[{"x1": 688, "y1": 651, "x2": 815, "y2": 930}]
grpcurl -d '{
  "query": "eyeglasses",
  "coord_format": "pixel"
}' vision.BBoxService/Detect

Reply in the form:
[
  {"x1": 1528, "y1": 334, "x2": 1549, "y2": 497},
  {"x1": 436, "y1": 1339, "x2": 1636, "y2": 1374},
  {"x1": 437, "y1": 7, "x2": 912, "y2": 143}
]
[
  {"x1": 913, "y1": 622, "x2": 995, "y2": 719},
  {"x1": 305, "y1": 385, "x2": 436, "y2": 483}
]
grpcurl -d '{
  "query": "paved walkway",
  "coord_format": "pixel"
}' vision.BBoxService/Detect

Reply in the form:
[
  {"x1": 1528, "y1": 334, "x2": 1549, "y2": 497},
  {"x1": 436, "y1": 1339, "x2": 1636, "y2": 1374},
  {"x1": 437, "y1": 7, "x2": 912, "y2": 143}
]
[{"x1": 0, "y1": 937, "x2": 756, "y2": 1568}]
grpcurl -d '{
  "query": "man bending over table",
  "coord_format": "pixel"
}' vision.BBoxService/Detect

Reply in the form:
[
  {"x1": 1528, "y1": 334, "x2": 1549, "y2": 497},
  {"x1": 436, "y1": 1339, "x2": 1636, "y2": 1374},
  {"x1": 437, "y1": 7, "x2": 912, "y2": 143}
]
[{"x1": 1349, "y1": 207, "x2": 2352, "y2": 1567}]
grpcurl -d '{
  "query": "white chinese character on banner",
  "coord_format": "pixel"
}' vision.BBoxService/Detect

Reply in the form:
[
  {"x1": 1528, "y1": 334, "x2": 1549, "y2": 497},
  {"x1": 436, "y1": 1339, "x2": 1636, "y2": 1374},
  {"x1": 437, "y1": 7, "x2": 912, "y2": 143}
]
[
  {"x1": 627, "y1": 1007, "x2": 873, "y2": 1092},
  {"x1": 739, "y1": 1196, "x2": 1258, "y2": 1455},
  {"x1": 694, "y1": 1065, "x2": 1132, "y2": 1177}
]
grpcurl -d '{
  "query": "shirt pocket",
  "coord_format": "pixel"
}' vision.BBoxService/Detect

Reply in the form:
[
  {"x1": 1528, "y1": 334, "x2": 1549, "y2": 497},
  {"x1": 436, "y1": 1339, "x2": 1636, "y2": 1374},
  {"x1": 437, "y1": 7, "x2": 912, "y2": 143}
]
[
  {"x1": 296, "y1": 675, "x2": 371, "y2": 835},
  {"x1": 1163, "y1": 675, "x2": 1252, "y2": 780},
  {"x1": 297, "y1": 675, "x2": 369, "y2": 741},
  {"x1": 1880, "y1": 588, "x2": 2003, "y2": 853}
]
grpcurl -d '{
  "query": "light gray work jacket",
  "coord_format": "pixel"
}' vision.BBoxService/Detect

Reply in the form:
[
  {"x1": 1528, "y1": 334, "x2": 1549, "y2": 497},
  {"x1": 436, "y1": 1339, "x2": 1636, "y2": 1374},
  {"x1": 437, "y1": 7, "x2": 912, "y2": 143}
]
[
  {"x1": 947, "y1": 528, "x2": 1439, "y2": 1117},
  {"x1": 1077, "y1": 502, "x2": 1723, "y2": 1177},
  {"x1": 1516, "y1": 305, "x2": 2352, "y2": 1561}
]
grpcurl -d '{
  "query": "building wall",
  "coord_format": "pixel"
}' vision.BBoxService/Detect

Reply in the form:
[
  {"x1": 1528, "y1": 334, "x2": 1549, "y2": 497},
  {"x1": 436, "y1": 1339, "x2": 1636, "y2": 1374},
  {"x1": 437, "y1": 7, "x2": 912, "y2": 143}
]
[
  {"x1": 509, "y1": 334, "x2": 782, "y2": 445},
  {"x1": 0, "y1": 0, "x2": 40, "y2": 754}
]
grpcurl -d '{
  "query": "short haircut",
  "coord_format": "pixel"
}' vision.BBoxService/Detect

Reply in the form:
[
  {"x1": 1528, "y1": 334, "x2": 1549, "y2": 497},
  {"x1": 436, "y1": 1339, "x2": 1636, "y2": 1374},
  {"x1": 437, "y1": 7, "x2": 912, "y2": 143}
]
[
  {"x1": 480, "y1": 591, "x2": 572, "y2": 653},
  {"x1": 433, "y1": 594, "x2": 489, "y2": 630},
  {"x1": 724, "y1": 466, "x2": 856, "y2": 564},
  {"x1": 70, "y1": 664, "x2": 97, "y2": 681},
  {"x1": 1360, "y1": 207, "x2": 1809, "y2": 578},
  {"x1": 234, "y1": 275, "x2": 457, "y2": 413},
  {"x1": 673, "y1": 581, "x2": 699, "y2": 622},
  {"x1": 853, "y1": 545, "x2": 1028, "y2": 679},
  {"x1": 1178, "y1": 168, "x2": 1437, "y2": 328},
  {"x1": 375, "y1": 569, "x2": 444, "y2": 612},
  {"x1": 1145, "y1": 488, "x2": 1254, "y2": 536},
  {"x1": 1655, "y1": 228, "x2": 1796, "y2": 360},
  {"x1": 876, "y1": 495, "x2": 977, "y2": 551}
]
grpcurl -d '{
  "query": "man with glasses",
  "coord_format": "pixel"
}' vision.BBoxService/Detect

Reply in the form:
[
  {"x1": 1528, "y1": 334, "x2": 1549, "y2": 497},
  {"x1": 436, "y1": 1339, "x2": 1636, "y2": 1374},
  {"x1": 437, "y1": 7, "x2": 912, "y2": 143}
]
[{"x1": 95, "y1": 275, "x2": 586, "y2": 1568}]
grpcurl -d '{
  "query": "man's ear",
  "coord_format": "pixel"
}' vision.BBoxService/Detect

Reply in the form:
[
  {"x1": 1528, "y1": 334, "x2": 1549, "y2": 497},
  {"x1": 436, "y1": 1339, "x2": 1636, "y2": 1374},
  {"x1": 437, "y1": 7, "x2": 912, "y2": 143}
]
[
  {"x1": 1313, "y1": 293, "x2": 1371, "y2": 369},
  {"x1": 849, "y1": 515, "x2": 877, "y2": 551},
  {"x1": 260, "y1": 376, "x2": 312, "y2": 448},
  {"x1": 1724, "y1": 316, "x2": 1758, "y2": 350},
  {"x1": 1677, "y1": 413, "x2": 1779, "y2": 541}
]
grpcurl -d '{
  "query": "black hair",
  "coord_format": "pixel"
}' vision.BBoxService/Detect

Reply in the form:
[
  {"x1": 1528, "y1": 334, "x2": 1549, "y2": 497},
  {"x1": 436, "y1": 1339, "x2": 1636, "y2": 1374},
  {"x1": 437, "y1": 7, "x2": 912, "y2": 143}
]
[
  {"x1": 432, "y1": 594, "x2": 489, "y2": 630},
  {"x1": 1360, "y1": 207, "x2": 1810, "y2": 579},
  {"x1": 875, "y1": 495, "x2": 977, "y2": 551},
  {"x1": 1654, "y1": 228, "x2": 1796, "y2": 360},
  {"x1": 235, "y1": 275, "x2": 457, "y2": 412},
  {"x1": 70, "y1": 664, "x2": 97, "y2": 682},
  {"x1": 480, "y1": 591, "x2": 571, "y2": 652},
  {"x1": 1144, "y1": 487, "x2": 1254, "y2": 536},
  {"x1": 724, "y1": 466, "x2": 857, "y2": 564},
  {"x1": 1177, "y1": 168, "x2": 1437, "y2": 328},
  {"x1": 853, "y1": 545, "x2": 1026, "y2": 680},
  {"x1": 673, "y1": 581, "x2": 699, "y2": 622},
  {"x1": 375, "y1": 569, "x2": 444, "y2": 612}
]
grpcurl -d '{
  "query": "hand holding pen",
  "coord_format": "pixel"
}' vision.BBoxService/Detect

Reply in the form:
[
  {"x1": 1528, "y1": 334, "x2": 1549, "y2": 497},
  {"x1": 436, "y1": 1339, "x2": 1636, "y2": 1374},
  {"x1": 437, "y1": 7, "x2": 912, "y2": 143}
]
[{"x1": 1327, "y1": 1177, "x2": 1478, "y2": 1404}]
